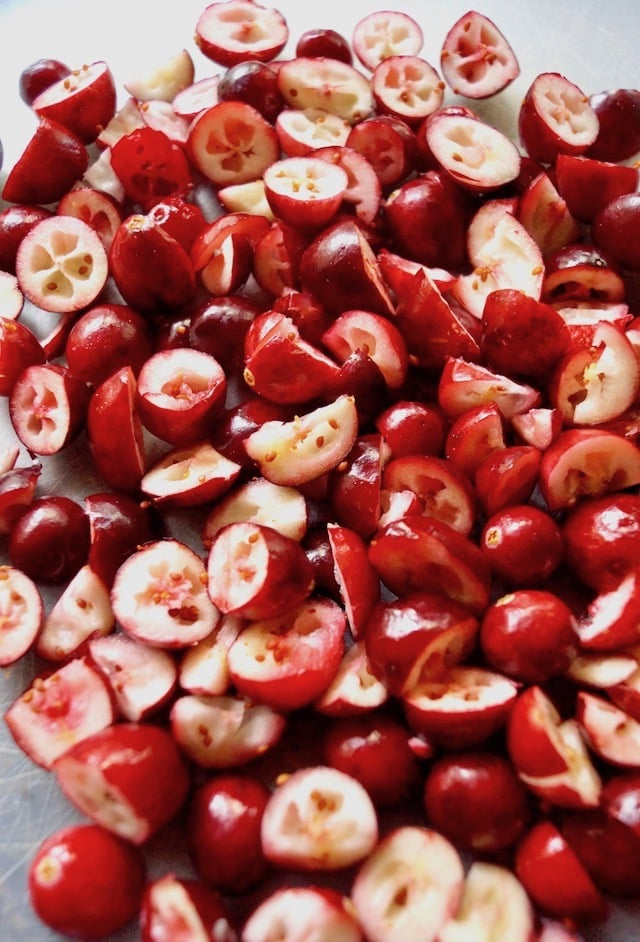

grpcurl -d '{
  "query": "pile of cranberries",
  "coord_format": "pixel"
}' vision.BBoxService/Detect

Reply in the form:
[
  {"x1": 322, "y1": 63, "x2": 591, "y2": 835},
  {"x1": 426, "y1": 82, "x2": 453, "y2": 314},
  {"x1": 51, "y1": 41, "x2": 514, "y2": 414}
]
[{"x1": 3, "y1": 1, "x2": 640, "y2": 939}]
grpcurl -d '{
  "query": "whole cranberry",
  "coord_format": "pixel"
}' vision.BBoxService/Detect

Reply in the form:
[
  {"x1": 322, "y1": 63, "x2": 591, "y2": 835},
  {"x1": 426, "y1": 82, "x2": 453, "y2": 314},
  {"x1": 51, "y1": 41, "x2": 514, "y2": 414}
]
[
  {"x1": 65, "y1": 303, "x2": 155, "y2": 386},
  {"x1": 85, "y1": 492, "x2": 160, "y2": 588},
  {"x1": 480, "y1": 504, "x2": 565, "y2": 586},
  {"x1": 480, "y1": 589, "x2": 578, "y2": 684},
  {"x1": 186, "y1": 772, "x2": 271, "y2": 893},
  {"x1": 383, "y1": 170, "x2": 473, "y2": 271},
  {"x1": 188, "y1": 294, "x2": 261, "y2": 371},
  {"x1": 562, "y1": 809, "x2": 640, "y2": 898},
  {"x1": 591, "y1": 192, "x2": 640, "y2": 271},
  {"x1": 423, "y1": 749, "x2": 531, "y2": 853},
  {"x1": 0, "y1": 204, "x2": 53, "y2": 274},
  {"x1": 374, "y1": 399, "x2": 447, "y2": 458},
  {"x1": 296, "y1": 28, "x2": 353, "y2": 64},
  {"x1": 19, "y1": 57, "x2": 71, "y2": 105},
  {"x1": 9, "y1": 495, "x2": 90, "y2": 584},
  {"x1": 29, "y1": 824, "x2": 145, "y2": 939},
  {"x1": 587, "y1": 88, "x2": 640, "y2": 163},
  {"x1": 562, "y1": 492, "x2": 640, "y2": 591},
  {"x1": 217, "y1": 60, "x2": 284, "y2": 123},
  {"x1": 322, "y1": 712, "x2": 419, "y2": 805}
]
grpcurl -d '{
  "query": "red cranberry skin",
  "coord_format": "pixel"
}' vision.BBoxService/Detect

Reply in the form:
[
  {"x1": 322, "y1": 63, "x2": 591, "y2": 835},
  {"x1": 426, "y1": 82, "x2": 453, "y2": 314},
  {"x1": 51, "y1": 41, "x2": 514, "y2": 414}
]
[
  {"x1": 302, "y1": 525, "x2": 341, "y2": 600},
  {"x1": 383, "y1": 171, "x2": 473, "y2": 271},
  {"x1": 423, "y1": 750, "x2": 531, "y2": 853},
  {"x1": 480, "y1": 288, "x2": 570, "y2": 381},
  {"x1": 480, "y1": 504, "x2": 565, "y2": 586},
  {"x1": 591, "y1": 192, "x2": 640, "y2": 271},
  {"x1": 19, "y1": 57, "x2": 71, "y2": 105},
  {"x1": 480, "y1": 589, "x2": 577, "y2": 685},
  {"x1": 65, "y1": 303, "x2": 155, "y2": 386},
  {"x1": 186, "y1": 773, "x2": 271, "y2": 894},
  {"x1": 217, "y1": 60, "x2": 284, "y2": 123},
  {"x1": 587, "y1": 88, "x2": 640, "y2": 163},
  {"x1": 188, "y1": 293, "x2": 261, "y2": 372},
  {"x1": 601, "y1": 772, "x2": 640, "y2": 839},
  {"x1": 85, "y1": 492, "x2": 160, "y2": 588},
  {"x1": 321, "y1": 712, "x2": 419, "y2": 806},
  {"x1": 272, "y1": 289, "x2": 333, "y2": 348},
  {"x1": 0, "y1": 204, "x2": 53, "y2": 273},
  {"x1": 210, "y1": 395, "x2": 291, "y2": 470},
  {"x1": 562, "y1": 809, "x2": 640, "y2": 898},
  {"x1": 296, "y1": 28, "x2": 353, "y2": 64},
  {"x1": 0, "y1": 317, "x2": 46, "y2": 396},
  {"x1": 562, "y1": 492, "x2": 640, "y2": 591},
  {"x1": 8, "y1": 496, "x2": 90, "y2": 584},
  {"x1": 374, "y1": 399, "x2": 447, "y2": 458},
  {"x1": 28, "y1": 824, "x2": 145, "y2": 940},
  {"x1": 514, "y1": 819, "x2": 608, "y2": 922}
]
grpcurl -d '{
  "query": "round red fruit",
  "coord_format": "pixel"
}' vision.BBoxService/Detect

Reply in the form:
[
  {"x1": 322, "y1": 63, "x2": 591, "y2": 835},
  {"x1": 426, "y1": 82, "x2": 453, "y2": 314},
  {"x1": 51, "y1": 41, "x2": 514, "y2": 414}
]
[
  {"x1": 424, "y1": 749, "x2": 531, "y2": 853},
  {"x1": 321, "y1": 711, "x2": 419, "y2": 805},
  {"x1": 8, "y1": 495, "x2": 90, "y2": 584},
  {"x1": 480, "y1": 504, "x2": 565, "y2": 586},
  {"x1": 28, "y1": 824, "x2": 145, "y2": 939},
  {"x1": 480, "y1": 589, "x2": 578, "y2": 684},
  {"x1": 186, "y1": 772, "x2": 271, "y2": 893}
]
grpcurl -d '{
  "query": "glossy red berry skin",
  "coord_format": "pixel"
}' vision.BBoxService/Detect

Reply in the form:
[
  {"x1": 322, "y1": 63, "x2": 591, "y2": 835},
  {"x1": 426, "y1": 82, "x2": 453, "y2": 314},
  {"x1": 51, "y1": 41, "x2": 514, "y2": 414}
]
[
  {"x1": 480, "y1": 589, "x2": 578, "y2": 684},
  {"x1": 19, "y1": 58, "x2": 71, "y2": 105},
  {"x1": 8, "y1": 496, "x2": 90, "y2": 584},
  {"x1": 186, "y1": 772, "x2": 271, "y2": 894},
  {"x1": 423, "y1": 749, "x2": 532, "y2": 853},
  {"x1": 480, "y1": 504, "x2": 565, "y2": 586},
  {"x1": 322, "y1": 712, "x2": 419, "y2": 806},
  {"x1": 28, "y1": 824, "x2": 145, "y2": 939},
  {"x1": 296, "y1": 28, "x2": 353, "y2": 64}
]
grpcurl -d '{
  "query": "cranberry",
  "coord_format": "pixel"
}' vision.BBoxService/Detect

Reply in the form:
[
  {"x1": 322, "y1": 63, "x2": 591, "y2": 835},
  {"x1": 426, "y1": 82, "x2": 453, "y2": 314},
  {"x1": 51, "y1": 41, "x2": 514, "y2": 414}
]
[
  {"x1": 186, "y1": 772, "x2": 271, "y2": 893},
  {"x1": 562, "y1": 492, "x2": 640, "y2": 591},
  {"x1": 302, "y1": 524, "x2": 341, "y2": 599},
  {"x1": 514, "y1": 818, "x2": 608, "y2": 922},
  {"x1": 479, "y1": 504, "x2": 565, "y2": 586},
  {"x1": 110, "y1": 127, "x2": 193, "y2": 210},
  {"x1": 480, "y1": 589, "x2": 578, "y2": 684},
  {"x1": 19, "y1": 57, "x2": 71, "y2": 105},
  {"x1": 424, "y1": 750, "x2": 531, "y2": 853},
  {"x1": 28, "y1": 824, "x2": 145, "y2": 939},
  {"x1": 296, "y1": 28, "x2": 353, "y2": 64},
  {"x1": 8, "y1": 496, "x2": 90, "y2": 584},
  {"x1": 321, "y1": 711, "x2": 419, "y2": 805},
  {"x1": 188, "y1": 293, "x2": 261, "y2": 371},
  {"x1": 384, "y1": 170, "x2": 473, "y2": 271},
  {"x1": 65, "y1": 303, "x2": 155, "y2": 386},
  {"x1": 147, "y1": 196, "x2": 207, "y2": 253},
  {"x1": 591, "y1": 192, "x2": 640, "y2": 271},
  {"x1": 374, "y1": 399, "x2": 447, "y2": 457},
  {"x1": 210, "y1": 394, "x2": 291, "y2": 469},
  {"x1": 562, "y1": 809, "x2": 640, "y2": 898},
  {"x1": 0, "y1": 203, "x2": 53, "y2": 274},
  {"x1": 217, "y1": 60, "x2": 284, "y2": 123},
  {"x1": 587, "y1": 88, "x2": 640, "y2": 163}
]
